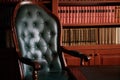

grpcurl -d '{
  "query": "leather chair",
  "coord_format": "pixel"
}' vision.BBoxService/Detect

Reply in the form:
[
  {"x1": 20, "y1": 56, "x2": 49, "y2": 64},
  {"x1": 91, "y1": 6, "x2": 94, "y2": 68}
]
[{"x1": 11, "y1": 1, "x2": 89, "y2": 80}]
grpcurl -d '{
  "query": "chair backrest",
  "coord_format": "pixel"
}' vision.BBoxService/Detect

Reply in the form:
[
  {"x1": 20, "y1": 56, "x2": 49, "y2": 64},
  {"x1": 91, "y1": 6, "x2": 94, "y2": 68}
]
[{"x1": 12, "y1": 1, "x2": 63, "y2": 77}]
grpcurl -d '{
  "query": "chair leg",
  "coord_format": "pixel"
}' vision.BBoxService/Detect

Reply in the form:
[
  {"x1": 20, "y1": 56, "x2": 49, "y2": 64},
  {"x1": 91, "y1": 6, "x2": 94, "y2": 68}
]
[{"x1": 33, "y1": 70, "x2": 38, "y2": 80}]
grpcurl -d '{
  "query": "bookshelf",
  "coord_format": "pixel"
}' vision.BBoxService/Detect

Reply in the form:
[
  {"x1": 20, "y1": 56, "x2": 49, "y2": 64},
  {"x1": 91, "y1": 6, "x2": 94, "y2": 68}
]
[{"x1": 55, "y1": 0, "x2": 120, "y2": 66}]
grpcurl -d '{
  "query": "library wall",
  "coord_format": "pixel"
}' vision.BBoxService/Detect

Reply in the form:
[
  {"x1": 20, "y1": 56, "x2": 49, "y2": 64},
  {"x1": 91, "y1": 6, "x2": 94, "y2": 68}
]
[{"x1": 57, "y1": 0, "x2": 120, "y2": 66}]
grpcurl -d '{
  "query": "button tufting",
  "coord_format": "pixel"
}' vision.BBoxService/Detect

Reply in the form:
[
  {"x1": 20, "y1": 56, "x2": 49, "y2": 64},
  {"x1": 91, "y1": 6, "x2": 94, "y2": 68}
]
[
  {"x1": 15, "y1": 4, "x2": 62, "y2": 74},
  {"x1": 36, "y1": 11, "x2": 41, "y2": 17}
]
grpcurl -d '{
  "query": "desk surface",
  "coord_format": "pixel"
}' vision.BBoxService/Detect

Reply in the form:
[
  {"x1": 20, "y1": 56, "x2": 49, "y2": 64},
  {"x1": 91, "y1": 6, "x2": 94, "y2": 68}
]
[{"x1": 70, "y1": 66, "x2": 120, "y2": 80}]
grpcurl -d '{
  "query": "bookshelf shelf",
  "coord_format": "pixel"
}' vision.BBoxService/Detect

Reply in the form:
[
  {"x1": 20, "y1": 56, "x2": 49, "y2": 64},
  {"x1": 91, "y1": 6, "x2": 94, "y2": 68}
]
[
  {"x1": 64, "y1": 44, "x2": 120, "y2": 50},
  {"x1": 59, "y1": 1, "x2": 120, "y2": 6},
  {"x1": 62, "y1": 23, "x2": 120, "y2": 27}
]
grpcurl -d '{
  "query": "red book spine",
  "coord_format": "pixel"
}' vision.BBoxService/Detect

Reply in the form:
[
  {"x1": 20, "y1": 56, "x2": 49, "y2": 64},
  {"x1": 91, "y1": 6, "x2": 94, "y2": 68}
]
[
  {"x1": 76, "y1": 6, "x2": 79, "y2": 24},
  {"x1": 115, "y1": 6, "x2": 118, "y2": 23},
  {"x1": 78, "y1": 6, "x2": 82, "y2": 24},
  {"x1": 111, "y1": 6, "x2": 115, "y2": 23},
  {"x1": 84, "y1": 6, "x2": 87, "y2": 24},
  {"x1": 95, "y1": 6, "x2": 99, "y2": 24},
  {"x1": 106, "y1": 6, "x2": 109, "y2": 23},
  {"x1": 73, "y1": 6, "x2": 76, "y2": 24},
  {"x1": 93, "y1": 6, "x2": 96, "y2": 24},
  {"x1": 58, "y1": 7, "x2": 61, "y2": 22},
  {"x1": 90, "y1": 6, "x2": 92, "y2": 24},
  {"x1": 101, "y1": 6, "x2": 104, "y2": 24},
  {"x1": 98, "y1": 6, "x2": 100, "y2": 24},
  {"x1": 69, "y1": 6, "x2": 72, "y2": 24},
  {"x1": 66, "y1": 6, "x2": 69, "y2": 24},
  {"x1": 81, "y1": 6, "x2": 84, "y2": 24},
  {"x1": 63, "y1": 6, "x2": 66, "y2": 24},
  {"x1": 103, "y1": 6, "x2": 106, "y2": 24},
  {"x1": 99, "y1": 6, "x2": 102, "y2": 24},
  {"x1": 60, "y1": 6, "x2": 63, "y2": 24}
]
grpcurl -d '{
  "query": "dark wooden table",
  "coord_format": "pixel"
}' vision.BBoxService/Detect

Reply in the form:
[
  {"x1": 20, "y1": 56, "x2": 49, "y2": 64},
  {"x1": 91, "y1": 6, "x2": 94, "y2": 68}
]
[{"x1": 69, "y1": 66, "x2": 120, "y2": 80}]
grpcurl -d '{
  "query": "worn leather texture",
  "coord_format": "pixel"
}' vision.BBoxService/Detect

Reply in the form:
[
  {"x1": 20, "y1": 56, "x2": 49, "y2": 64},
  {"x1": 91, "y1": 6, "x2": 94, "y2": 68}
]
[{"x1": 15, "y1": 3, "x2": 68, "y2": 80}]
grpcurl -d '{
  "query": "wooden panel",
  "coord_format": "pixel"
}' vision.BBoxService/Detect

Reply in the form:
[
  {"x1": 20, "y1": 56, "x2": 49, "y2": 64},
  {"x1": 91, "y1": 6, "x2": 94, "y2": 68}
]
[
  {"x1": 102, "y1": 55, "x2": 120, "y2": 65},
  {"x1": 64, "y1": 54, "x2": 80, "y2": 66},
  {"x1": 95, "y1": 49, "x2": 120, "y2": 65},
  {"x1": 52, "y1": 0, "x2": 58, "y2": 16},
  {"x1": 95, "y1": 49, "x2": 120, "y2": 54}
]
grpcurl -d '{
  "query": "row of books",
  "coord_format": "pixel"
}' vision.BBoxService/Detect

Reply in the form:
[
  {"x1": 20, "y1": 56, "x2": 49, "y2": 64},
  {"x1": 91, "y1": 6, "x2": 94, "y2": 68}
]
[
  {"x1": 58, "y1": 5, "x2": 120, "y2": 24},
  {"x1": 62, "y1": 27, "x2": 119, "y2": 46},
  {"x1": 99, "y1": 28, "x2": 116, "y2": 45},
  {"x1": 62, "y1": 28, "x2": 97, "y2": 46}
]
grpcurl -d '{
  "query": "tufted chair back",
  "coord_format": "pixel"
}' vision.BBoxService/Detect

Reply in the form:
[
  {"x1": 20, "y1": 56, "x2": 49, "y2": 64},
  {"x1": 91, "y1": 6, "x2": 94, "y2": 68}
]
[{"x1": 12, "y1": 1, "x2": 66, "y2": 80}]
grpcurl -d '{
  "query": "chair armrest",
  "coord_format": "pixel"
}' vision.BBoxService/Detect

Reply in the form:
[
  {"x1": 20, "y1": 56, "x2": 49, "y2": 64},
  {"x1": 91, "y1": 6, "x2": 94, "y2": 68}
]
[
  {"x1": 20, "y1": 57, "x2": 41, "y2": 70},
  {"x1": 60, "y1": 46, "x2": 89, "y2": 62}
]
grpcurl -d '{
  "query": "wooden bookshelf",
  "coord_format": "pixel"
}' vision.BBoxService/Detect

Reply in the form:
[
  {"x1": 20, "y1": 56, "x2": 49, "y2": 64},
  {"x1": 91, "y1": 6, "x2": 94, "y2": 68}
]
[{"x1": 55, "y1": 0, "x2": 120, "y2": 66}]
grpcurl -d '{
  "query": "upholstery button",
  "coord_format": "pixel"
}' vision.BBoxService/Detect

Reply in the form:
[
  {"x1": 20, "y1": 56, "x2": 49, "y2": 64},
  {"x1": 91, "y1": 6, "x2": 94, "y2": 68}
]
[
  {"x1": 51, "y1": 31, "x2": 55, "y2": 36},
  {"x1": 27, "y1": 11, "x2": 32, "y2": 17},
  {"x1": 48, "y1": 43, "x2": 52, "y2": 47},
  {"x1": 29, "y1": 32, "x2": 34, "y2": 38},
  {"x1": 36, "y1": 11, "x2": 41, "y2": 17},
  {"x1": 33, "y1": 21, "x2": 38, "y2": 27},
  {"x1": 43, "y1": 54, "x2": 46, "y2": 59},
  {"x1": 32, "y1": 54, "x2": 38, "y2": 60},
  {"x1": 25, "y1": 43, "x2": 31, "y2": 51},
  {"x1": 35, "y1": 43, "x2": 40, "y2": 49},
  {"x1": 52, "y1": 52, "x2": 57, "y2": 57},
  {"x1": 23, "y1": 21, "x2": 28, "y2": 27},
  {"x1": 44, "y1": 21, "x2": 48, "y2": 25},
  {"x1": 21, "y1": 33, "x2": 25, "y2": 39}
]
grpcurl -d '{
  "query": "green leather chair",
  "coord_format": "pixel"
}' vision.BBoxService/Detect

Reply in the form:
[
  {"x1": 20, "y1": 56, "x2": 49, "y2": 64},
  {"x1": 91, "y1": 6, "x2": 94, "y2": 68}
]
[{"x1": 12, "y1": 1, "x2": 89, "y2": 80}]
